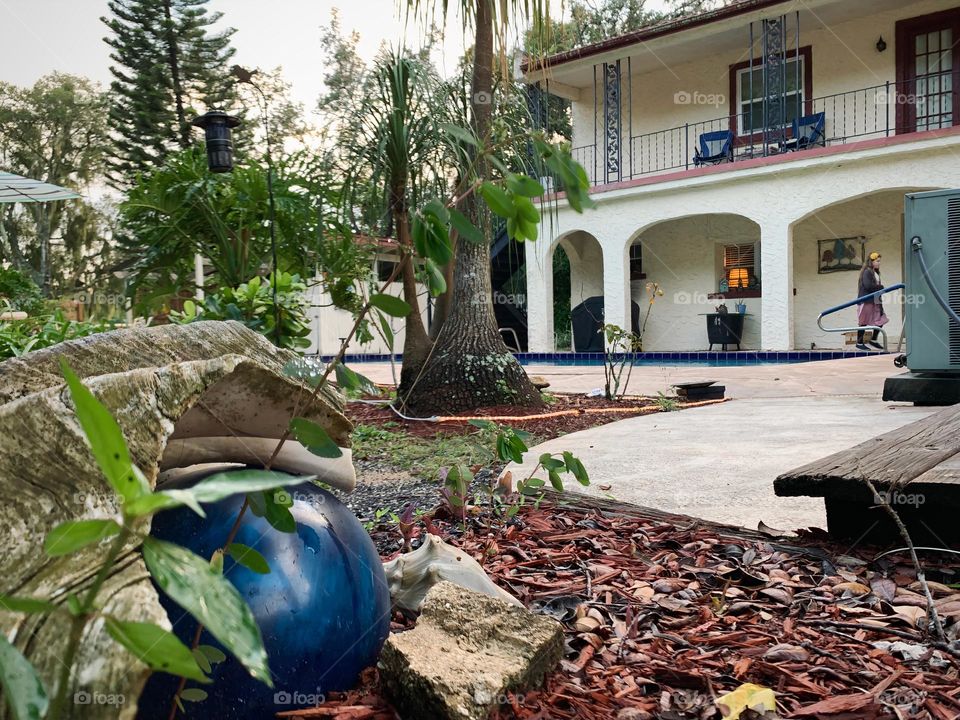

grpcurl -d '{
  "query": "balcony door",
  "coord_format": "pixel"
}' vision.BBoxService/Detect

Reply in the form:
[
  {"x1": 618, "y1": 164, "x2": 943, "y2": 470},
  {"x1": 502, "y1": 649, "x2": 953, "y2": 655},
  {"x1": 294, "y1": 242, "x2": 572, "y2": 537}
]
[{"x1": 897, "y1": 9, "x2": 960, "y2": 133}]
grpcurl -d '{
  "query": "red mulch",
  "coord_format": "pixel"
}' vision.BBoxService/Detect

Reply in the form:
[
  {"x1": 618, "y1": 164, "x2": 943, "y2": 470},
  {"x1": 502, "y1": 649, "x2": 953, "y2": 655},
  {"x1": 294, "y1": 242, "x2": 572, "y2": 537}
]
[
  {"x1": 347, "y1": 393, "x2": 689, "y2": 441},
  {"x1": 279, "y1": 495, "x2": 960, "y2": 720}
]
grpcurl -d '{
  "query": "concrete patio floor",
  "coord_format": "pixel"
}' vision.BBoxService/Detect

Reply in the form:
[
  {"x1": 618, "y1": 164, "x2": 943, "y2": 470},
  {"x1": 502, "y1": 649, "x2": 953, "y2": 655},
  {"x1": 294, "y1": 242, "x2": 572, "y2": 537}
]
[{"x1": 355, "y1": 355, "x2": 936, "y2": 533}]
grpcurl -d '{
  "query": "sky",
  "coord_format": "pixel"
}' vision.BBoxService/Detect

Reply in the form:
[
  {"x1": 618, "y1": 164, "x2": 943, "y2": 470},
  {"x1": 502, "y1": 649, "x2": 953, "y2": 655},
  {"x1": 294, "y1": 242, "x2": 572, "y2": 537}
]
[{"x1": 0, "y1": 0, "x2": 672, "y2": 113}]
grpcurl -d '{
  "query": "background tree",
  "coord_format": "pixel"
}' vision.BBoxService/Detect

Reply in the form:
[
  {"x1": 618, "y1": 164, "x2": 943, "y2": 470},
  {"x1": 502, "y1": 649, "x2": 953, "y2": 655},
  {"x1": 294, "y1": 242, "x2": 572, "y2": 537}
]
[
  {"x1": 0, "y1": 73, "x2": 112, "y2": 297},
  {"x1": 102, "y1": 0, "x2": 236, "y2": 186}
]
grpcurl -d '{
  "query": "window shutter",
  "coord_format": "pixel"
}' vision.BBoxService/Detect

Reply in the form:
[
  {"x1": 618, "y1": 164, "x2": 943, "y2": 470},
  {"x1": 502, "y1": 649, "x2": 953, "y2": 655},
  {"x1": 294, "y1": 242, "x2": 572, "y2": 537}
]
[{"x1": 724, "y1": 244, "x2": 756, "y2": 268}]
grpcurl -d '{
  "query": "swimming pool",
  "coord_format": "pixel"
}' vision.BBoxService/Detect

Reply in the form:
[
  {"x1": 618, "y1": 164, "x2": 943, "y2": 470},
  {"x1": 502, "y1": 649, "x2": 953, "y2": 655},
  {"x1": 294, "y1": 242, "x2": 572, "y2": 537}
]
[{"x1": 326, "y1": 350, "x2": 885, "y2": 366}]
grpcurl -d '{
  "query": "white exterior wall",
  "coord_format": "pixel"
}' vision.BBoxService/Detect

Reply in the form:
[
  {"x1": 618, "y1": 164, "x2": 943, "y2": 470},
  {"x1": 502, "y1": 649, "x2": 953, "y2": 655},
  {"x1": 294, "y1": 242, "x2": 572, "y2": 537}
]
[
  {"x1": 528, "y1": 133, "x2": 960, "y2": 351},
  {"x1": 304, "y1": 266, "x2": 430, "y2": 356},
  {"x1": 632, "y1": 214, "x2": 762, "y2": 351},
  {"x1": 571, "y1": 0, "x2": 954, "y2": 183},
  {"x1": 792, "y1": 190, "x2": 911, "y2": 349}
]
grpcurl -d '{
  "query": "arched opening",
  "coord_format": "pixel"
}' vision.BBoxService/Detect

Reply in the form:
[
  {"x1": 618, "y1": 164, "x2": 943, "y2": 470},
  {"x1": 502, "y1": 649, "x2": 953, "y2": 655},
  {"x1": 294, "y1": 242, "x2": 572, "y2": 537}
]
[
  {"x1": 549, "y1": 231, "x2": 604, "y2": 351},
  {"x1": 791, "y1": 188, "x2": 941, "y2": 350},
  {"x1": 627, "y1": 214, "x2": 761, "y2": 351}
]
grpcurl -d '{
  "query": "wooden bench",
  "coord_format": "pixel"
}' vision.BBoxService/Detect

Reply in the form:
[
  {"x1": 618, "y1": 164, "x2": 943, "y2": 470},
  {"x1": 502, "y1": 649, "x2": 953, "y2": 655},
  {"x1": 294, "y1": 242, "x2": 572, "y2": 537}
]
[{"x1": 774, "y1": 404, "x2": 960, "y2": 545}]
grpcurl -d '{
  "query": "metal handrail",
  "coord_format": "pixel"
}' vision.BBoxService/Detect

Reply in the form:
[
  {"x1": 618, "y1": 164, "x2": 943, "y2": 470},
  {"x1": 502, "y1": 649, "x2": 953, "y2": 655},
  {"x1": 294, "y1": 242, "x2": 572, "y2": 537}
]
[{"x1": 816, "y1": 283, "x2": 904, "y2": 350}]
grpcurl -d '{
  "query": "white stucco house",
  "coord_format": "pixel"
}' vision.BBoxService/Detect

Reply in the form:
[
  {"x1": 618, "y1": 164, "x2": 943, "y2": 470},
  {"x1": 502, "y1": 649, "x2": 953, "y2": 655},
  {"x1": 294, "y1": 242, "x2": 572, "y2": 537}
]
[{"x1": 522, "y1": 0, "x2": 960, "y2": 352}]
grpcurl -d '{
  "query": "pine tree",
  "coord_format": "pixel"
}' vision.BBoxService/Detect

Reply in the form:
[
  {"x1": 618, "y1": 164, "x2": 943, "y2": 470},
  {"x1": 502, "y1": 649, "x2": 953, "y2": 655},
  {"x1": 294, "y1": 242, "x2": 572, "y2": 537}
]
[{"x1": 102, "y1": 0, "x2": 236, "y2": 186}]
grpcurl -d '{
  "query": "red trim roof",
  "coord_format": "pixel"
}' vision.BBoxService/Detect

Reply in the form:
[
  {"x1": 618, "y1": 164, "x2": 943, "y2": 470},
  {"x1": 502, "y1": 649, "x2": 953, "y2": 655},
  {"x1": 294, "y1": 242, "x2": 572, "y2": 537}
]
[{"x1": 523, "y1": 0, "x2": 789, "y2": 73}]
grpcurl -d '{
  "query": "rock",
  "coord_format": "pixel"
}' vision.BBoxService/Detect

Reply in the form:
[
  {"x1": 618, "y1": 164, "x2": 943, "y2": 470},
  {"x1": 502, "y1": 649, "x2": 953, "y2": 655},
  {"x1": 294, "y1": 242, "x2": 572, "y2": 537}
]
[
  {"x1": 380, "y1": 581, "x2": 563, "y2": 720},
  {"x1": 529, "y1": 375, "x2": 550, "y2": 390},
  {"x1": 0, "y1": 321, "x2": 353, "y2": 719},
  {"x1": 383, "y1": 533, "x2": 522, "y2": 611}
]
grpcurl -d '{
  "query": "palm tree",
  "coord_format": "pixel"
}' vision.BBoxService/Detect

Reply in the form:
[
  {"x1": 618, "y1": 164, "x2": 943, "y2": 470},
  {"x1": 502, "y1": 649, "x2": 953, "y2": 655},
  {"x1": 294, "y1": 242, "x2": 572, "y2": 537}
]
[
  {"x1": 397, "y1": 0, "x2": 547, "y2": 414},
  {"x1": 339, "y1": 53, "x2": 456, "y2": 395}
]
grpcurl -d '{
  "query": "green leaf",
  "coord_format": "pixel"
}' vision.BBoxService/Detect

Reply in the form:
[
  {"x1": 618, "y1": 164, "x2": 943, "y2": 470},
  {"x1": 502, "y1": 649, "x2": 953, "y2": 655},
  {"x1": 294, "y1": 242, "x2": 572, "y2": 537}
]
[
  {"x1": 378, "y1": 312, "x2": 395, "y2": 351},
  {"x1": 539, "y1": 454, "x2": 565, "y2": 471},
  {"x1": 548, "y1": 469, "x2": 564, "y2": 492},
  {"x1": 227, "y1": 543, "x2": 270, "y2": 574},
  {"x1": 335, "y1": 362, "x2": 379, "y2": 396},
  {"x1": 448, "y1": 207, "x2": 484, "y2": 245},
  {"x1": 0, "y1": 633, "x2": 47, "y2": 720},
  {"x1": 424, "y1": 258, "x2": 447, "y2": 297},
  {"x1": 506, "y1": 174, "x2": 545, "y2": 198},
  {"x1": 289, "y1": 417, "x2": 343, "y2": 458},
  {"x1": 422, "y1": 198, "x2": 450, "y2": 224},
  {"x1": 44, "y1": 519, "x2": 122, "y2": 557},
  {"x1": 515, "y1": 196, "x2": 540, "y2": 224},
  {"x1": 260, "y1": 490, "x2": 296, "y2": 533},
  {"x1": 60, "y1": 359, "x2": 150, "y2": 505},
  {"x1": 105, "y1": 618, "x2": 209, "y2": 683},
  {"x1": 192, "y1": 647, "x2": 212, "y2": 674},
  {"x1": 468, "y1": 419, "x2": 497, "y2": 431},
  {"x1": 125, "y1": 470, "x2": 309, "y2": 518},
  {"x1": 440, "y1": 122, "x2": 478, "y2": 146},
  {"x1": 369, "y1": 293, "x2": 411, "y2": 318},
  {"x1": 479, "y1": 182, "x2": 515, "y2": 219},
  {"x1": 142, "y1": 537, "x2": 272, "y2": 687},
  {"x1": 181, "y1": 688, "x2": 209, "y2": 703},
  {"x1": 0, "y1": 596, "x2": 59, "y2": 615},
  {"x1": 563, "y1": 451, "x2": 590, "y2": 486},
  {"x1": 198, "y1": 645, "x2": 226, "y2": 664}
]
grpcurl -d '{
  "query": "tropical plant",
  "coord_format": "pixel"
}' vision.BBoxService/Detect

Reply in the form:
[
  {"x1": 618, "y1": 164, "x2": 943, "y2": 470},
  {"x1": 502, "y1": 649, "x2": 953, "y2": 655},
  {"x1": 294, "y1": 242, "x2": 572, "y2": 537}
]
[
  {"x1": 0, "y1": 311, "x2": 122, "y2": 360},
  {"x1": 0, "y1": 268, "x2": 44, "y2": 316},
  {"x1": 117, "y1": 146, "x2": 365, "y2": 316},
  {"x1": 397, "y1": 0, "x2": 594, "y2": 415},
  {"x1": 170, "y1": 272, "x2": 312, "y2": 350}
]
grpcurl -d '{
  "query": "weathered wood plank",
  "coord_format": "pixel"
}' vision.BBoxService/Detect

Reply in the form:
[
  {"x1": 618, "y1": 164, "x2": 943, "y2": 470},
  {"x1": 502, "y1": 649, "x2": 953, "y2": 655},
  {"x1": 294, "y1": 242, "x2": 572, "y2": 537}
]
[
  {"x1": 774, "y1": 403, "x2": 960, "y2": 500},
  {"x1": 912, "y1": 454, "x2": 960, "y2": 486}
]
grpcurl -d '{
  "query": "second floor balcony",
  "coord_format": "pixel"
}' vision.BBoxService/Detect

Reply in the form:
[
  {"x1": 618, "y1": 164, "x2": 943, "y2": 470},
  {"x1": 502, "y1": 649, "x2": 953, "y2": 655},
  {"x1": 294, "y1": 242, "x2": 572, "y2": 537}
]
[
  {"x1": 570, "y1": 72, "x2": 960, "y2": 187},
  {"x1": 525, "y1": 0, "x2": 960, "y2": 191}
]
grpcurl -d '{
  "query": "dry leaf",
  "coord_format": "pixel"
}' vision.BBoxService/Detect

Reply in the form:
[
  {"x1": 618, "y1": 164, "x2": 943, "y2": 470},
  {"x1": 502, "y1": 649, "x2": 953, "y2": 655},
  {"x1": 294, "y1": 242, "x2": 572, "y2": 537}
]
[
  {"x1": 833, "y1": 581, "x2": 871, "y2": 596},
  {"x1": 716, "y1": 683, "x2": 776, "y2": 719},
  {"x1": 762, "y1": 643, "x2": 810, "y2": 662}
]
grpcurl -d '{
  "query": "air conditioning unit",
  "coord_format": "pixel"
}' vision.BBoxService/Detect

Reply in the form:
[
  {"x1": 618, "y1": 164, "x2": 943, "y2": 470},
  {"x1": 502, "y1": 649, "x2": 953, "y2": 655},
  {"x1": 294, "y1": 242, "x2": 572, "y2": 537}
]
[{"x1": 884, "y1": 189, "x2": 960, "y2": 403}]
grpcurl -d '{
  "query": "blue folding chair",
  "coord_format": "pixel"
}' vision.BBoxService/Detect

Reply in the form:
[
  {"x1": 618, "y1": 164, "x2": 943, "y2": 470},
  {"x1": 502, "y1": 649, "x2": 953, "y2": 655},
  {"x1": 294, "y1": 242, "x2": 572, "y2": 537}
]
[
  {"x1": 693, "y1": 130, "x2": 734, "y2": 166},
  {"x1": 784, "y1": 112, "x2": 826, "y2": 151}
]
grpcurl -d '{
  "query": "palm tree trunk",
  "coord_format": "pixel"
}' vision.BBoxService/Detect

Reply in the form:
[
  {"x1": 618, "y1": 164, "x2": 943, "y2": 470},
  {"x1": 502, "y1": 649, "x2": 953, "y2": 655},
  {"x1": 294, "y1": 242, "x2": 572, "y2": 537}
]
[
  {"x1": 396, "y1": 214, "x2": 433, "y2": 395},
  {"x1": 397, "y1": 0, "x2": 542, "y2": 415}
]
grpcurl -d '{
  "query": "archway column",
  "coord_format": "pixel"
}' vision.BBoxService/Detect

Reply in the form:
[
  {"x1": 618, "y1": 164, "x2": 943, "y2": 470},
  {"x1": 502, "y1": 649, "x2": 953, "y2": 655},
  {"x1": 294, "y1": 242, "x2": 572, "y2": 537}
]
[
  {"x1": 526, "y1": 240, "x2": 553, "y2": 353},
  {"x1": 602, "y1": 237, "x2": 629, "y2": 345},
  {"x1": 759, "y1": 217, "x2": 795, "y2": 350}
]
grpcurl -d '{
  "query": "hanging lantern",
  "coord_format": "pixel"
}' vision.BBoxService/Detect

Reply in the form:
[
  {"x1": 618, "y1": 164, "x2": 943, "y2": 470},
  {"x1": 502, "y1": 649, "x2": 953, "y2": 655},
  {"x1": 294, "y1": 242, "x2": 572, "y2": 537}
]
[{"x1": 191, "y1": 110, "x2": 241, "y2": 173}]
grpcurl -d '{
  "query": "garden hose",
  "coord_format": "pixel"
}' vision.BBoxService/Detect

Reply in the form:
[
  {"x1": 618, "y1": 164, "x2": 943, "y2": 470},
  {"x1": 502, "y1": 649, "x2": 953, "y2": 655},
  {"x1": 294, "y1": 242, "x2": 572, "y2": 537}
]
[{"x1": 911, "y1": 236, "x2": 960, "y2": 328}]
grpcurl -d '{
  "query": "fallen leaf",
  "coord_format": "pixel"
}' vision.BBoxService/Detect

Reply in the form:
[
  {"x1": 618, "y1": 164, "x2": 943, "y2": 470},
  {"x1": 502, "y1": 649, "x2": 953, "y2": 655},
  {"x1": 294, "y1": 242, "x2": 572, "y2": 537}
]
[
  {"x1": 833, "y1": 581, "x2": 871, "y2": 596},
  {"x1": 762, "y1": 643, "x2": 809, "y2": 662},
  {"x1": 870, "y1": 577, "x2": 897, "y2": 602},
  {"x1": 716, "y1": 683, "x2": 776, "y2": 719}
]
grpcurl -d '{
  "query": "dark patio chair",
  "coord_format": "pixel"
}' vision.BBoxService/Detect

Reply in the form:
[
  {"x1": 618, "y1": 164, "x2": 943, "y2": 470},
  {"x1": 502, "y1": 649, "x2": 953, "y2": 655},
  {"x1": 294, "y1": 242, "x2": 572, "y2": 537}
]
[
  {"x1": 783, "y1": 112, "x2": 826, "y2": 151},
  {"x1": 693, "y1": 130, "x2": 734, "y2": 166}
]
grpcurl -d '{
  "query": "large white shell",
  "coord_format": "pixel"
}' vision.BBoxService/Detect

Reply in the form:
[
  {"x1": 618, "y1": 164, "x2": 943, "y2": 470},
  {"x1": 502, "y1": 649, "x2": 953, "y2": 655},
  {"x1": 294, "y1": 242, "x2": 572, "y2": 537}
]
[{"x1": 383, "y1": 534, "x2": 522, "y2": 611}]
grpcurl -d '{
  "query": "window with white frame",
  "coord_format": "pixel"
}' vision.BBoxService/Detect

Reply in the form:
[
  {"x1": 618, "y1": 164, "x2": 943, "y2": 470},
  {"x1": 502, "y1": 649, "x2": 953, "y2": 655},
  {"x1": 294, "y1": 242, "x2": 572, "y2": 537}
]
[{"x1": 736, "y1": 56, "x2": 806, "y2": 135}]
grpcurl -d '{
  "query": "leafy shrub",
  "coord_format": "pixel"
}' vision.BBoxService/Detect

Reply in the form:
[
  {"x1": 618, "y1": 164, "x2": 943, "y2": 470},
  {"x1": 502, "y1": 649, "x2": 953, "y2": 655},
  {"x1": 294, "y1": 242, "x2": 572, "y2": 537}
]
[
  {"x1": 0, "y1": 311, "x2": 120, "y2": 359},
  {"x1": 170, "y1": 272, "x2": 312, "y2": 350},
  {"x1": 0, "y1": 267, "x2": 45, "y2": 316}
]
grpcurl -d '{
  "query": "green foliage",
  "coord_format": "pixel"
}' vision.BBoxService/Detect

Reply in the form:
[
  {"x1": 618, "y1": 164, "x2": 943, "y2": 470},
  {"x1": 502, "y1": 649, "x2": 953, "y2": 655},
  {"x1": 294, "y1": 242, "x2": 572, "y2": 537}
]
[
  {"x1": 0, "y1": 362, "x2": 304, "y2": 719},
  {"x1": 0, "y1": 73, "x2": 112, "y2": 295},
  {"x1": 351, "y1": 424, "x2": 501, "y2": 480},
  {"x1": 0, "y1": 269, "x2": 43, "y2": 316},
  {"x1": 552, "y1": 246, "x2": 571, "y2": 350},
  {"x1": 0, "y1": 312, "x2": 120, "y2": 360},
  {"x1": 102, "y1": 0, "x2": 237, "y2": 184},
  {"x1": 170, "y1": 272, "x2": 312, "y2": 350},
  {"x1": 0, "y1": 634, "x2": 47, "y2": 720}
]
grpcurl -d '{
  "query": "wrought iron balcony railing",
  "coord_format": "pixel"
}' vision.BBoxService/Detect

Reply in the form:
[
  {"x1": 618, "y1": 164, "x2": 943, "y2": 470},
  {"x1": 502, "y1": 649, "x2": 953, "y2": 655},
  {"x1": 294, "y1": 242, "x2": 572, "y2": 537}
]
[{"x1": 571, "y1": 72, "x2": 959, "y2": 187}]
